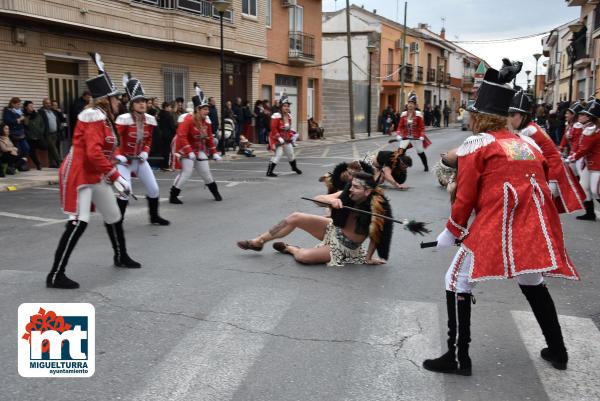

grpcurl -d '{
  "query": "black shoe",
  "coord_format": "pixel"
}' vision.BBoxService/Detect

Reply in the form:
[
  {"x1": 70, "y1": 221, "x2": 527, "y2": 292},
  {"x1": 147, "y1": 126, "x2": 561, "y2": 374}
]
[
  {"x1": 105, "y1": 221, "x2": 142, "y2": 268},
  {"x1": 46, "y1": 272, "x2": 80, "y2": 289},
  {"x1": 266, "y1": 162, "x2": 278, "y2": 177},
  {"x1": 576, "y1": 200, "x2": 596, "y2": 221},
  {"x1": 114, "y1": 254, "x2": 142, "y2": 268},
  {"x1": 418, "y1": 152, "x2": 429, "y2": 172},
  {"x1": 17, "y1": 164, "x2": 29, "y2": 172},
  {"x1": 290, "y1": 160, "x2": 302, "y2": 174},
  {"x1": 147, "y1": 197, "x2": 170, "y2": 225},
  {"x1": 206, "y1": 182, "x2": 223, "y2": 201},
  {"x1": 541, "y1": 348, "x2": 568, "y2": 370},
  {"x1": 6, "y1": 167, "x2": 16, "y2": 175},
  {"x1": 169, "y1": 186, "x2": 183, "y2": 204},
  {"x1": 423, "y1": 349, "x2": 472, "y2": 376}
]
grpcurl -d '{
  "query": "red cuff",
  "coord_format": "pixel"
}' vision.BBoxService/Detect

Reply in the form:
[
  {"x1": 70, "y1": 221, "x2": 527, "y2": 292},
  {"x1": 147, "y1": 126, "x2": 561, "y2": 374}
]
[
  {"x1": 446, "y1": 217, "x2": 469, "y2": 240},
  {"x1": 106, "y1": 168, "x2": 120, "y2": 183}
]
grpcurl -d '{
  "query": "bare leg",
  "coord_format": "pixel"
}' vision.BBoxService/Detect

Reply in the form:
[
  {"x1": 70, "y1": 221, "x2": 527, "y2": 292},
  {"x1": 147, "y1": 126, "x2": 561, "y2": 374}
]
[
  {"x1": 287, "y1": 245, "x2": 332, "y2": 265},
  {"x1": 249, "y1": 213, "x2": 331, "y2": 247}
]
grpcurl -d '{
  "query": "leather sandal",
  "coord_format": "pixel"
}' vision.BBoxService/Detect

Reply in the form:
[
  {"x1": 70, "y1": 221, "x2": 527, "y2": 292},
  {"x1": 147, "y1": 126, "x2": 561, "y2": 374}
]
[
  {"x1": 273, "y1": 242, "x2": 292, "y2": 254},
  {"x1": 237, "y1": 240, "x2": 263, "y2": 251}
]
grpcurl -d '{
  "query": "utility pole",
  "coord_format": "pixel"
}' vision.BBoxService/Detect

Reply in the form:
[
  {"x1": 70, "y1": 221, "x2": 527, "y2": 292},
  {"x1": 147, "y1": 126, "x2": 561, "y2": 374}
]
[
  {"x1": 399, "y1": 1, "x2": 408, "y2": 108},
  {"x1": 345, "y1": 0, "x2": 355, "y2": 139}
]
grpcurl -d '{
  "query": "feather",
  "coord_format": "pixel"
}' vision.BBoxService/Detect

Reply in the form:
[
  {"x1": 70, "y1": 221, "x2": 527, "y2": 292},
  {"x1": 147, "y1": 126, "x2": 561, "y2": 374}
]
[
  {"x1": 122, "y1": 72, "x2": 131, "y2": 88},
  {"x1": 194, "y1": 82, "x2": 201, "y2": 98},
  {"x1": 88, "y1": 52, "x2": 105, "y2": 73},
  {"x1": 456, "y1": 133, "x2": 496, "y2": 156},
  {"x1": 403, "y1": 220, "x2": 431, "y2": 236}
]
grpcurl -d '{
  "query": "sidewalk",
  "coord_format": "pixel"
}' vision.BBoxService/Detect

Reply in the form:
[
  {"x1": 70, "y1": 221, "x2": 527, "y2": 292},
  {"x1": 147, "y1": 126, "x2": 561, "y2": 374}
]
[{"x1": 0, "y1": 124, "x2": 459, "y2": 192}]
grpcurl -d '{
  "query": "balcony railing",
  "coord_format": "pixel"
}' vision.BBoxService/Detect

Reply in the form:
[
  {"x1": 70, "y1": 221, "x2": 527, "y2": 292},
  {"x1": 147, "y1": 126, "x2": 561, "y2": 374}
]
[
  {"x1": 131, "y1": 0, "x2": 234, "y2": 22},
  {"x1": 403, "y1": 64, "x2": 413, "y2": 82},
  {"x1": 416, "y1": 66, "x2": 423, "y2": 82},
  {"x1": 289, "y1": 31, "x2": 315, "y2": 62},
  {"x1": 382, "y1": 64, "x2": 415, "y2": 82},
  {"x1": 463, "y1": 75, "x2": 474, "y2": 85},
  {"x1": 427, "y1": 68, "x2": 436, "y2": 82}
]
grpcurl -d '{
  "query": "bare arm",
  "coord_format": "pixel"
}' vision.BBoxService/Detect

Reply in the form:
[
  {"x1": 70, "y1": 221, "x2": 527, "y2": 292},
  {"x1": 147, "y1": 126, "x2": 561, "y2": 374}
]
[
  {"x1": 382, "y1": 166, "x2": 406, "y2": 189},
  {"x1": 313, "y1": 191, "x2": 343, "y2": 209},
  {"x1": 366, "y1": 240, "x2": 385, "y2": 265}
]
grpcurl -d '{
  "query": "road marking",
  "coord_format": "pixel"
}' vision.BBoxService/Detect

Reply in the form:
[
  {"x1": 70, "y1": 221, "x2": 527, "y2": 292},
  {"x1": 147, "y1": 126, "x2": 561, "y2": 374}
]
[
  {"x1": 31, "y1": 187, "x2": 59, "y2": 191},
  {"x1": 342, "y1": 300, "x2": 443, "y2": 401},
  {"x1": 321, "y1": 147, "x2": 330, "y2": 158},
  {"x1": 352, "y1": 143, "x2": 360, "y2": 159},
  {"x1": 512, "y1": 310, "x2": 600, "y2": 401},
  {"x1": 129, "y1": 287, "x2": 296, "y2": 401},
  {"x1": 226, "y1": 182, "x2": 240, "y2": 187},
  {"x1": 0, "y1": 211, "x2": 63, "y2": 224}
]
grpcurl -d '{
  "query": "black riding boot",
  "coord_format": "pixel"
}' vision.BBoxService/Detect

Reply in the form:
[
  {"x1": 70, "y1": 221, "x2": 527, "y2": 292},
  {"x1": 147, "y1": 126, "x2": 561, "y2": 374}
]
[
  {"x1": 576, "y1": 200, "x2": 596, "y2": 221},
  {"x1": 46, "y1": 220, "x2": 88, "y2": 289},
  {"x1": 105, "y1": 221, "x2": 142, "y2": 268},
  {"x1": 519, "y1": 283, "x2": 568, "y2": 370},
  {"x1": 266, "y1": 162, "x2": 278, "y2": 177},
  {"x1": 147, "y1": 196, "x2": 170, "y2": 225},
  {"x1": 116, "y1": 198, "x2": 128, "y2": 221},
  {"x1": 423, "y1": 291, "x2": 472, "y2": 376},
  {"x1": 169, "y1": 186, "x2": 183, "y2": 204},
  {"x1": 417, "y1": 152, "x2": 429, "y2": 172},
  {"x1": 289, "y1": 160, "x2": 302, "y2": 174},
  {"x1": 206, "y1": 182, "x2": 223, "y2": 201}
]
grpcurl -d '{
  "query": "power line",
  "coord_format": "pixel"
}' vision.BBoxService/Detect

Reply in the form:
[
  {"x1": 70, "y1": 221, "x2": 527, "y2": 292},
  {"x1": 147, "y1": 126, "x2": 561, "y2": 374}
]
[{"x1": 450, "y1": 31, "x2": 549, "y2": 44}]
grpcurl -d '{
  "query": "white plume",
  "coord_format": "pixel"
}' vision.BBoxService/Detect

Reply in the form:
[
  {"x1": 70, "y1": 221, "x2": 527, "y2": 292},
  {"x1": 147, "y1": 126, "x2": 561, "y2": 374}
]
[
  {"x1": 122, "y1": 72, "x2": 131, "y2": 88},
  {"x1": 194, "y1": 82, "x2": 201, "y2": 98}
]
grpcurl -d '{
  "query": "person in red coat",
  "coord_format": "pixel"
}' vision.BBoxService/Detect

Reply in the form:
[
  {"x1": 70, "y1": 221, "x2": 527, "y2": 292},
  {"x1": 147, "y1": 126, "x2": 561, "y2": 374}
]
[
  {"x1": 169, "y1": 83, "x2": 222, "y2": 203},
  {"x1": 114, "y1": 74, "x2": 169, "y2": 225},
  {"x1": 567, "y1": 99, "x2": 600, "y2": 221},
  {"x1": 559, "y1": 102, "x2": 585, "y2": 177},
  {"x1": 423, "y1": 59, "x2": 578, "y2": 376},
  {"x1": 508, "y1": 90, "x2": 585, "y2": 214},
  {"x1": 266, "y1": 94, "x2": 302, "y2": 177},
  {"x1": 48, "y1": 53, "x2": 141, "y2": 289},
  {"x1": 395, "y1": 92, "x2": 431, "y2": 171}
]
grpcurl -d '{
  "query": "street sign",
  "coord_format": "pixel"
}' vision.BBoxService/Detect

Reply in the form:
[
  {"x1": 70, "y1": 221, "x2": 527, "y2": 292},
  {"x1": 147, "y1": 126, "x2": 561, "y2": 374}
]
[
  {"x1": 473, "y1": 62, "x2": 487, "y2": 89},
  {"x1": 475, "y1": 61, "x2": 487, "y2": 75}
]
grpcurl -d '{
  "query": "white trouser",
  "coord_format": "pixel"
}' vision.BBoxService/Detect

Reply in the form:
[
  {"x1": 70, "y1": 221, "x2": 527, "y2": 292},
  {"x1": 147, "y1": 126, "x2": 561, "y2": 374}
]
[
  {"x1": 173, "y1": 153, "x2": 214, "y2": 189},
  {"x1": 444, "y1": 248, "x2": 544, "y2": 293},
  {"x1": 69, "y1": 181, "x2": 121, "y2": 224},
  {"x1": 271, "y1": 143, "x2": 295, "y2": 164},
  {"x1": 569, "y1": 159, "x2": 584, "y2": 177},
  {"x1": 398, "y1": 138, "x2": 425, "y2": 153},
  {"x1": 579, "y1": 167, "x2": 600, "y2": 201},
  {"x1": 117, "y1": 160, "x2": 160, "y2": 200}
]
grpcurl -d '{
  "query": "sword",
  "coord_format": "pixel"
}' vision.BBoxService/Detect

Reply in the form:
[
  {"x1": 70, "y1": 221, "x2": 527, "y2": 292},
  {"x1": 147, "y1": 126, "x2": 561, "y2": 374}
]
[
  {"x1": 113, "y1": 180, "x2": 138, "y2": 200},
  {"x1": 420, "y1": 239, "x2": 462, "y2": 248},
  {"x1": 301, "y1": 197, "x2": 430, "y2": 236},
  {"x1": 388, "y1": 137, "x2": 423, "y2": 143}
]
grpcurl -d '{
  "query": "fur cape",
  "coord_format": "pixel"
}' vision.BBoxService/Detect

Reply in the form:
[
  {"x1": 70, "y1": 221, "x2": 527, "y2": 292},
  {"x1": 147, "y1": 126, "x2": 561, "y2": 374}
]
[{"x1": 331, "y1": 184, "x2": 393, "y2": 260}]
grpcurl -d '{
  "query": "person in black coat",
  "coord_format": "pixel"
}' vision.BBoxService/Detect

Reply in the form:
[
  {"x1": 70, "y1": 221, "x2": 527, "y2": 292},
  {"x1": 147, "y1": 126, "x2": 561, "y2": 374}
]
[
  {"x1": 69, "y1": 91, "x2": 92, "y2": 137},
  {"x1": 208, "y1": 97, "x2": 219, "y2": 135},
  {"x1": 232, "y1": 97, "x2": 243, "y2": 145},
  {"x1": 158, "y1": 102, "x2": 176, "y2": 170}
]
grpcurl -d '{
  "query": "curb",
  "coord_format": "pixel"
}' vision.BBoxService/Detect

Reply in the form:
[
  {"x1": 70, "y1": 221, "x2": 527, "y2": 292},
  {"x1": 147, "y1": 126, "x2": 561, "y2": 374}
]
[{"x1": 0, "y1": 178, "x2": 59, "y2": 192}]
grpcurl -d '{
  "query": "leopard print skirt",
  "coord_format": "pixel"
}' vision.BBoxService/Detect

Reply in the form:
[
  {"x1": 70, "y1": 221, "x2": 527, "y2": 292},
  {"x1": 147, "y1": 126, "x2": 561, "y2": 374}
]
[{"x1": 318, "y1": 223, "x2": 366, "y2": 267}]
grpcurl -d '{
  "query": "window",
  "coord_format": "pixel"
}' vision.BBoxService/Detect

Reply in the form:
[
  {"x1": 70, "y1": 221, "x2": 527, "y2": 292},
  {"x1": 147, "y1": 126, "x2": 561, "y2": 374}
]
[
  {"x1": 289, "y1": 5, "x2": 303, "y2": 32},
  {"x1": 266, "y1": 0, "x2": 272, "y2": 27},
  {"x1": 242, "y1": 0, "x2": 257, "y2": 17},
  {"x1": 163, "y1": 65, "x2": 188, "y2": 102}
]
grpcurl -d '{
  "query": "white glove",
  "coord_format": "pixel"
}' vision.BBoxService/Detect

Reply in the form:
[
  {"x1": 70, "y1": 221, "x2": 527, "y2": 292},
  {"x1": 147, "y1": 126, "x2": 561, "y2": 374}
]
[
  {"x1": 115, "y1": 155, "x2": 128, "y2": 165},
  {"x1": 396, "y1": 135, "x2": 402, "y2": 142},
  {"x1": 566, "y1": 154, "x2": 576, "y2": 163},
  {"x1": 278, "y1": 137, "x2": 285, "y2": 144},
  {"x1": 436, "y1": 228, "x2": 457, "y2": 248},
  {"x1": 212, "y1": 153, "x2": 222, "y2": 161},
  {"x1": 188, "y1": 152, "x2": 196, "y2": 160},
  {"x1": 419, "y1": 137, "x2": 425, "y2": 141},
  {"x1": 138, "y1": 151, "x2": 148, "y2": 162},
  {"x1": 549, "y1": 182, "x2": 560, "y2": 198},
  {"x1": 114, "y1": 176, "x2": 131, "y2": 194}
]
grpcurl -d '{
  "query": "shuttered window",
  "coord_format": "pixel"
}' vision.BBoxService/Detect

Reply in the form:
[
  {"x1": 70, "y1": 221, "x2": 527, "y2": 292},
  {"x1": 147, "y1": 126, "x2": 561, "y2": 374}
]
[{"x1": 163, "y1": 65, "x2": 188, "y2": 102}]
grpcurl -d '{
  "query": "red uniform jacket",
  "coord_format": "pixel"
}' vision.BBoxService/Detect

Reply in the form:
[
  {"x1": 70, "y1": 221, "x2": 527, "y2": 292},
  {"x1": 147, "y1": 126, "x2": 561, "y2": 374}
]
[
  {"x1": 566, "y1": 122, "x2": 586, "y2": 155},
  {"x1": 171, "y1": 113, "x2": 217, "y2": 169},
  {"x1": 115, "y1": 113, "x2": 157, "y2": 161},
  {"x1": 59, "y1": 108, "x2": 120, "y2": 214},
  {"x1": 520, "y1": 122, "x2": 585, "y2": 213},
  {"x1": 447, "y1": 129, "x2": 578, "y2": 281},
  {"x1": 396, "y1": 110, "x2": 431, "y2": 148},
  {"x1": 268, "y1": 112, "x2": 294, "y2": 151},
  {"x1": 573, "y1": 124, "x2": 600, "y2": 171}
]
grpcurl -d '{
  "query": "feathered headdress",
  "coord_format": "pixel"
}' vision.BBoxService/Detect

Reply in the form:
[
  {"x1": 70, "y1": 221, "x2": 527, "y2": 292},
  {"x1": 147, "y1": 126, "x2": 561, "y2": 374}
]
[{"x1": 191, "y1": 81, "x2": 209, "y2": 109}]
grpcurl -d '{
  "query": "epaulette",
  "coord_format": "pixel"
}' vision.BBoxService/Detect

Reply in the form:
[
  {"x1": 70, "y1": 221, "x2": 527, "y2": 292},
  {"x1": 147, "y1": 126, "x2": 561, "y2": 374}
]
[
  {"x1": 415, "y1": 110, "x2": 423, "y2": 117},
  {"x1": 271, "y1": 112, "x2": 282, "y2": 119},
  {"x1": 573, "y1": 122, "x2": 584, "y2": 129},
  {"x1": 78, "y1": 108, "x2": 106, "y2": 123},
  {"x1": 178, "y1": 112, "x2": 191, "y2": 124},
  {"x1": 583, "y1": 125, "x2": 598, "y2": 136},
  {"x1": 115, "y1": 113, "x2": 133, "y2": 126},
  {"x1": 456, "y1": 133, "x2": 495, "y2": 156},
  {"x1": 204, "y1": 116, "x2": 212, "y2": 124},
  {"x1": 519, "y1": 134, "x2": 542, "y2": 153},
  {"x1": 145, "y1": 114, "x2": 157, "y2": 126},
  {"x1": 400, "y1": 111, "x2": 408, "y2": 117},
  {"x1": 519, "y1": 125, "x2": 537, "y2": 137}
]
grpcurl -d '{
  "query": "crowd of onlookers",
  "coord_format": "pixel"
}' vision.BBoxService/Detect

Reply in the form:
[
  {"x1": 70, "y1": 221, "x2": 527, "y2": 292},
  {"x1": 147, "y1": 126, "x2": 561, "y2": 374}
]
[
  {"x1": 379, "y1": 103, "x2": 453, "y2": 134},
  {"x1": 0, "y1": 92, "x2": 326, "y2": 177}
]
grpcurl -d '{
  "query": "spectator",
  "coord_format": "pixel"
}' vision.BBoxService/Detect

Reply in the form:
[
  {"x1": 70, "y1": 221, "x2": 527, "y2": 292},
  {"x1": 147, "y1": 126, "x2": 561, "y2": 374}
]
[
  {"x1": 262, "y1": 100, "x2": 272, "y2": 144},
  {"x1": 0, "y1": 122, "x2": 26, "y2": 175},
  {"x1": 224, "y1": 100, "x2": 235, "y2": 120},
  {"x1": 172, "y1": 97, "x2": 185, "y2": 124},
  {"x1": 381, "y1": 105, "x2": 395, "y2": 135},
  {"x1": 232, "y1": 97, "x2": 243, "y2": 145},
  {"x1": 147, "y1": 97, "x2": 159, "y2": 117},
  {"x1": 254, "y1": 100, "x2": 266, "y2": 144},
  {"x1": 118, "y1": 93, "x2": 130, "y2": 116},
  {"x1": 2, "y1": 97, "x2": 30, "y2": 168},
  {"x1": 158, "y1": 101, "x2": 176, "y2": 171},
  {"x1": 208, "y1": 97, "x2": 219, "y2": 135},
  {"x1": 433, "y1": 105, "x2": 441, "y2": 127},
  {"x1": 23, "y1": 100, "x2": 45, "y2": 170},
  {"x1": 308, "y1": 117, "x2": 325, "y2": 139},
  {"x1": 424, "y1": 104, "x2": 433, "y2": 126},
  {"x1": 271, "y1": 99, "x2": 280, "y2": 115},
  {"x1": 51, "y1": 99, "x2": 68, "y2": 152},
  {"x1": 69, "y1": 91, "x2": 91, "y2": 136},
  {"x1": 443, "y1": 105, "x2": 450, "y2": 127},
  {"x1": 39, "y1": 97, "x2": 63, "y2": 167},
  {"x1": 241, "y1": 100, "x2": 253, "y2": 139}
]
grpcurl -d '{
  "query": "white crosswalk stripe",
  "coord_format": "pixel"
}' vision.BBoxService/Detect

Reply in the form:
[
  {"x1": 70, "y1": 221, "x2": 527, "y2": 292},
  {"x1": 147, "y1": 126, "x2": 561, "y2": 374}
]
[
  {"x1": 342, "y1": 300, "x2": 443, "y2": 401},
  {"x1": 129, "y1": 287, "x2": 297, "y2": 401},
  {"x1": 512, "y1": 310, "x2": 600, "y2": 401}
]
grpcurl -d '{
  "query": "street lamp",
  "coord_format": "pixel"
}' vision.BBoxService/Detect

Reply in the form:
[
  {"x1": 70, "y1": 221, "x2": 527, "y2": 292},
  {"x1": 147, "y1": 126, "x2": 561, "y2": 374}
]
[
  {"x1": 366, "y1": 44, "x2": 377, "y2": 137},
  {"x1": 525, "y1": 70, "x2": 531, "y2": 92},
  {"x1": 533, "y1": 53, "x2": 542, "y2": 106},
  {"x1": 567, "y1": 22, "x2": 585, "y2": 103},
  {"x1": 212, "y1": 0, "x2": 232, "y2": 156}
]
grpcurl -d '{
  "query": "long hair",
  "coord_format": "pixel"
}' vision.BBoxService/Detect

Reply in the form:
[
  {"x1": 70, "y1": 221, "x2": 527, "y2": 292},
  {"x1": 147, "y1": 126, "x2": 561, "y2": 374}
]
[
  {"x1": 471, "y1": 112, "x2": 508, "y2": 133},
  {"x1": 87, "y1": 97, "x2": 115, "y2": 121}
]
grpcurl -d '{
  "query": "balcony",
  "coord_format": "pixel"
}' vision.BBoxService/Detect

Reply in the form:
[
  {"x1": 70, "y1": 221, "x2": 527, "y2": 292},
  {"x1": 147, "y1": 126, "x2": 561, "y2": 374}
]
[
  {"x1": 289, "y1": 31, "x2": 315, "y2": 64},
  {"x1": 382, "y1": 64, "x2": 415, "y2": 83},
  {"x1": 427, "y1": 68, "x2": 436, "y2": 82},
  {"x1": 445, "y1": 73, "x2": 451, "y2": 85},
  {"x1": 463, "y1": 75, "x2": 474, "y2": 84},
  {"x1": 132, "y1": 0, "x2": 234, "y2": 22},
  {"x1": 416, "y1": 66, "x2": 423, "y2": 82},
  {"x1": 403, "y1": 64, "x2": 414, "y2": 82}
]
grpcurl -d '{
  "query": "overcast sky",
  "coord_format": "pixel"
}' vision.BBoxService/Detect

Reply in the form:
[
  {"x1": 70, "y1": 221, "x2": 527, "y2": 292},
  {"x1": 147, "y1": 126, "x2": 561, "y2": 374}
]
[{"x1": 322, "y1": 0, "x2": 580, "y2": 88}]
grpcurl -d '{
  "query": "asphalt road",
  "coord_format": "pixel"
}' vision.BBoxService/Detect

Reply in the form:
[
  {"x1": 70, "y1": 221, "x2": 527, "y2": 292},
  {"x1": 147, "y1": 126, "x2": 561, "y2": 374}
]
[{"x1": 1, "y1": 127, "x2": 599, "y2": 401}]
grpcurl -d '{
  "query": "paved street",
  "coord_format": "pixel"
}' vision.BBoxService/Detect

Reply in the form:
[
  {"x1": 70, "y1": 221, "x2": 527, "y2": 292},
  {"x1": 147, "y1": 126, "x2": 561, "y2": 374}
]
[{"x1": 1, "y1": 127, "x2": 600, "y2": 401}]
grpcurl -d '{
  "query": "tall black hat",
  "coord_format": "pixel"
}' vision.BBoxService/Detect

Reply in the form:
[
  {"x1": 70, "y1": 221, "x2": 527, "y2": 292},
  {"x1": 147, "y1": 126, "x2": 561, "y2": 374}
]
[
  {"x1": 85, "y1": 53, "x2": 121, "y2": 100},
  {"x1": 508, "y1": 89, "x2": 533, "y2": 114},
  {"x1": 191, "y1": 82, "x2": 208, "y2": 109},
  {"x1": 580, "y1": 100, "x2": 600, "y2": 119},
  {"x1": 568, "y1": 101, "x2": 584, "y2": 114},
  {"x1": 407, "y1": 92, "x2": 418, "y2": 104},
  {"x1": 469, "y1": 58, "x2": 522, "y2": 117},
  {"x1": 122, "y1": 73, "x2": 148, "y2": 102}
]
